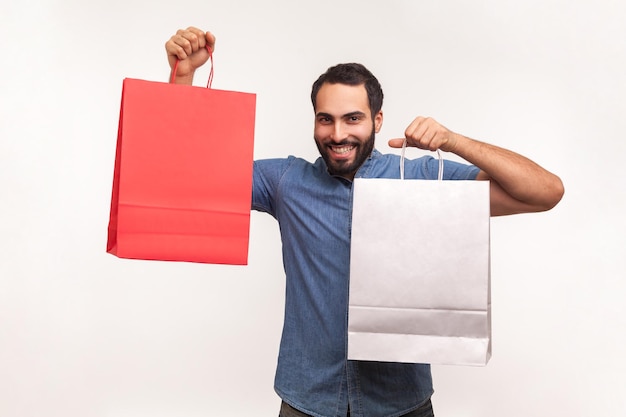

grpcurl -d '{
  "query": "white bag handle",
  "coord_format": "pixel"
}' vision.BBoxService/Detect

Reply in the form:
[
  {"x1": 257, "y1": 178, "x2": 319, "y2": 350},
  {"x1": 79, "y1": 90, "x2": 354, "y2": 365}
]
[{"x1": 400, "y1": 139, "x2": 443, "y2": 181}]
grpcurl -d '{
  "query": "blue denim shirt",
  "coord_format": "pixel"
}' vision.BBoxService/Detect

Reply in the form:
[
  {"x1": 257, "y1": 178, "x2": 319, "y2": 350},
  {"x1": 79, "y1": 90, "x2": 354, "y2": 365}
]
[{"x1": 252, "y1": 149, "x2": 479, "y2": 417}]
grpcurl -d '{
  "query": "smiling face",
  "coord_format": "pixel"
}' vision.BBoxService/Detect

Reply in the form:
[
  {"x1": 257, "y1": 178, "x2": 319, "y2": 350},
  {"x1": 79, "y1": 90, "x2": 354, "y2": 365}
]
[{"x1": 313, "y1": 82, "x2": 383, "y2": 180}]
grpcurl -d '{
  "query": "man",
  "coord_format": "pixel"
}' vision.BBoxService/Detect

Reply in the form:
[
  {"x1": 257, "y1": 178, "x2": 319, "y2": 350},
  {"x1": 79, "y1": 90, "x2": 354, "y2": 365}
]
[{"x1": 165, "y1": 27, "x2": 564, "y2": 417}]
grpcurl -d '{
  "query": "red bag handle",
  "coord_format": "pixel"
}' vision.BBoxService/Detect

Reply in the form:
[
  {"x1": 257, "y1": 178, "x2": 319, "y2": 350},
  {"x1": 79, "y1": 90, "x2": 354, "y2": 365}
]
[{"x1": 170, "y1": 45, "x2": 214, "y2": 88}]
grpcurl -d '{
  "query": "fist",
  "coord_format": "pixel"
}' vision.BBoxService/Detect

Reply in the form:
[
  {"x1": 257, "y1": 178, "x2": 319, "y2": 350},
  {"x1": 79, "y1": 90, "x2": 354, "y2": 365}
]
[
  {"x1": 165, "y1": 27, "x2": 216, "y2": 78},
  {"x1": 388, "y1": 117, "x2": 458, "y2": 152}
]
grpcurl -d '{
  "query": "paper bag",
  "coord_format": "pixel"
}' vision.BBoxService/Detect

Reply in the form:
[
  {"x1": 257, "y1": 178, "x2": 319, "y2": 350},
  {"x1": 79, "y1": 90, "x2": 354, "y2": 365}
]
[
  {"x1": 107, "y1": 58, "x2": 256, "y2": 264},
  {"x1": 348, "y1": 152, "x2": 491, "y2": 365}
]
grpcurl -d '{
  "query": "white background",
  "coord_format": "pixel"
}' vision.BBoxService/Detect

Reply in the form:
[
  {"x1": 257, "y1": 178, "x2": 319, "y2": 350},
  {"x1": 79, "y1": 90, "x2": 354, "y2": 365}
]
[{"x1": 1, "y1": 1, "x2": 625, "y2": 416}]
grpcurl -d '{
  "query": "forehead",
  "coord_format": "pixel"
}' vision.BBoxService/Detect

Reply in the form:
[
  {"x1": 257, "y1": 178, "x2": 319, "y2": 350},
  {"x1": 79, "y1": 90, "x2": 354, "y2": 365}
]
[{"x1": 315, "y1": 83, "x2": 370, "y2": 116}]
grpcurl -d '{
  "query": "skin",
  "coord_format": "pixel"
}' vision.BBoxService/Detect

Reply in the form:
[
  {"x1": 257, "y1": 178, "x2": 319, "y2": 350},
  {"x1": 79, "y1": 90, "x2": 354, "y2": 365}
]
[
  {"x1": 165, "y1": 27, "x2": 564, "y2": 216},
  {"x1": 387, "y1": 118, "x2": 564, "y2": 215},
  {"x1": 165, "y1": 27, "x2": 216, "y2": 85},
  {"x1": 313, "y1": 83, "x2": 382, "y2": 180}
]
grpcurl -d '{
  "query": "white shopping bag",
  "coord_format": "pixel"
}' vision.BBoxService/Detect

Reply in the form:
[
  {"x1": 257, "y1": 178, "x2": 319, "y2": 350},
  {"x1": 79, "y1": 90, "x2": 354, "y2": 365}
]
[{"x1": 348, "y1": 147, "x2": 491, "y2": 366}]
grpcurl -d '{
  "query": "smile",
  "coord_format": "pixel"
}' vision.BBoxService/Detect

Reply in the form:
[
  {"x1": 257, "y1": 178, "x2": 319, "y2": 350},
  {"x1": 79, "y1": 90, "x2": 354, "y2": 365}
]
[{"x1": 330, "y1": 145, "x2": 356, "y2": 154}]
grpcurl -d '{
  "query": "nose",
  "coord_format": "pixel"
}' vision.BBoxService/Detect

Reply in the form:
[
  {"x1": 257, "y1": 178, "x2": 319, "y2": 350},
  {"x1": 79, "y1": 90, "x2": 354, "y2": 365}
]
[{"x1": 330, "y1": 121, "x2": 348, "y2": 142}]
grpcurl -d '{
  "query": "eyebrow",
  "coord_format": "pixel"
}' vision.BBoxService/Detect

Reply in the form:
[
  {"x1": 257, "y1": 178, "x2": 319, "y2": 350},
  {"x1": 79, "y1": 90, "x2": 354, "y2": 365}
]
[{"x1": 316, "y1": 111, "x2": 367, "y2": 119}]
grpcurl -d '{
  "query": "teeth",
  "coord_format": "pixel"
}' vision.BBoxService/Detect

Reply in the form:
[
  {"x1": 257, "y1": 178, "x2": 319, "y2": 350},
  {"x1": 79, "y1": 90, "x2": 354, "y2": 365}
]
[{"x1": 331, "y1": 145, "x2": 355, "y2": 154}]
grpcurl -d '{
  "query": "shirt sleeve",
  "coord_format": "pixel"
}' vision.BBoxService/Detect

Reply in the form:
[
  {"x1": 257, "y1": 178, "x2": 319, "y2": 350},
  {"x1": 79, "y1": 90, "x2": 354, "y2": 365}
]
[
  {"x1": 252, "y1": 157, "x2": 296, "y2": 216},
  {"x1": 415, "y1": 155, "x2": 480, "y2": 180}
]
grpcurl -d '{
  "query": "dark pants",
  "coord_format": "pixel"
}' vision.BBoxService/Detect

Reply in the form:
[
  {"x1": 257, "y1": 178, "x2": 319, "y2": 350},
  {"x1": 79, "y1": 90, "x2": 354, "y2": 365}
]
[{"x1": 279, "y1": 398, "x2": 434, "y2": 417}]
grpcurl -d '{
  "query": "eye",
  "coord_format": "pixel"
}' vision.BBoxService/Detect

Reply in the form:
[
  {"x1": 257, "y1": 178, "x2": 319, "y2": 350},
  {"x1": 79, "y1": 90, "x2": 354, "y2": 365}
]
[{"x1": 317, "y1": 116, "x2": 332, "y2": 124}]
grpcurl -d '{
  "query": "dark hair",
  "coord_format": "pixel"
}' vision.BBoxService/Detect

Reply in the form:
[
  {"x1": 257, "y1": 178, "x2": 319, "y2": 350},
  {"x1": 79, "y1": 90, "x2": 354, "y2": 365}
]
[{"x1": 311, "y1": 63, "x2": 384, "y2": 117}]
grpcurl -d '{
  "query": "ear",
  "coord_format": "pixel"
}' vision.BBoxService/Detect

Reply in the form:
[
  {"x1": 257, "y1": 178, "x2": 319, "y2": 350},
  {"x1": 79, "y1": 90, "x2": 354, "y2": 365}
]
[{"x1": 374, "y1": 111, "x2": 383, "y2": 133}]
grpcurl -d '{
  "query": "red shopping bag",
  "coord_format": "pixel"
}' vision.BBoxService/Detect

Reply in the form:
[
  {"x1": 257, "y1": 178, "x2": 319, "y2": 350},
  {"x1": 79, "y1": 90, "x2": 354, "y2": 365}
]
[{"x1": 107, "y1": 54, "x2": 256, "y2": 264}]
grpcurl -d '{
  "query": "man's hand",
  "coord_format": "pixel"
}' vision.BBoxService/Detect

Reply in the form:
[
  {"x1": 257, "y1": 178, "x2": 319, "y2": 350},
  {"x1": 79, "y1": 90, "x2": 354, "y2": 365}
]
[
  {"x1": 387, "y1": 116, "x2": 564, "y2": 215},
  {"x1": 388, "y1": 116, "x2": 459, "y2": 152},
  {"x1": 165, "y1": 27, "x2": 216, "y2": 85}
]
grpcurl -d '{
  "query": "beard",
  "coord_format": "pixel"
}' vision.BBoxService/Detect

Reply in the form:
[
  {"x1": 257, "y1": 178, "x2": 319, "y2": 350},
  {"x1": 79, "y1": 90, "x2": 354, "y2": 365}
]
[{"x1": 315, "y1": 125, "x2": 376, "y2": 178}]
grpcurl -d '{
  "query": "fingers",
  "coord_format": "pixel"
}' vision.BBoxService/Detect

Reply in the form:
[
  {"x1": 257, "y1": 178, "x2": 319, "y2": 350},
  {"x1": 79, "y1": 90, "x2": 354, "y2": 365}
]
[
  {"x1": 168, "y1": 27, "x2": 203, "y2": 60},
  {"x1": 405, "y1": 116, "x2": 433, "y2": 149},
  {"x1": 165, "y1": 27, "x2": 215, "y2": 60},
  {"x1": 388, "y1": 117, "x2": 457, "y2": 151},
  {"x1": 387, "y1": 138, "x2": 406, "y2": 148},
  {"x1": 204, "y1": 31, "x2": 216, "y2": 53},
  {"x1": 402, "y1": 117, "x2": 453, "y2": 152}
]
